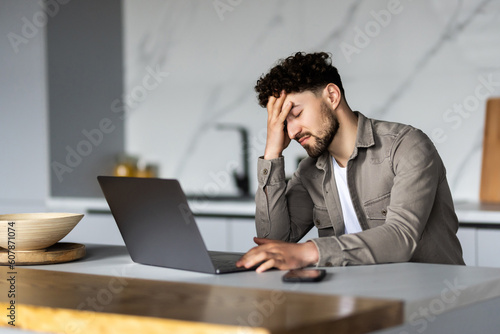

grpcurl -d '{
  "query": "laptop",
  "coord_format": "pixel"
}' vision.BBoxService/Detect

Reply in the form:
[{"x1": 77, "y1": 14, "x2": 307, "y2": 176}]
[{"x1": 97, "y1": 176, "x2": 254, "y2": 274}]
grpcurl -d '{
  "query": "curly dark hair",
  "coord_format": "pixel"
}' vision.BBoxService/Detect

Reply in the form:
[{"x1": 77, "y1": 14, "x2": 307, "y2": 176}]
[{"x1": 254, "y1": 52, "x2": 345, "y2": 107}]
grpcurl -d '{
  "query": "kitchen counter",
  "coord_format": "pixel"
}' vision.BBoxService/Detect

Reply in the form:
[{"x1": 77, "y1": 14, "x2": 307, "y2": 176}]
[
  {"x1": 454, "y1": 201, "x2": 500, "y2": 226},
  {"x1": 47, "y1": 197, "x2": 500, "y2": 224},
  {"x1": 48, "y1": 196, "x2": 257, "y2": 218},
  {"x1": 3, "y1": 243, "x2": 499, "y2": 334}
]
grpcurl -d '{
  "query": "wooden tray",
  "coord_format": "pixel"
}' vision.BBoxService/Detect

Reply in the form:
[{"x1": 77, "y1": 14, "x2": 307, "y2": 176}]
[{"x1": 0, "y1": 242, "x2": 85, "y2": 265}]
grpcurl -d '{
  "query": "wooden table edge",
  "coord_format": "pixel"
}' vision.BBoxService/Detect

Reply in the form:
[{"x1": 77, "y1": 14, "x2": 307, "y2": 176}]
[{"x1": 1, "y1": 267, "x2": 404, "y2": 334}]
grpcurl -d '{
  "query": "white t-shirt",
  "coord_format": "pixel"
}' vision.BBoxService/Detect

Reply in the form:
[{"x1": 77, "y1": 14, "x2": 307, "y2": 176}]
[{"x1": 332, "y1": 157, "x2": 362, "y2": 234}]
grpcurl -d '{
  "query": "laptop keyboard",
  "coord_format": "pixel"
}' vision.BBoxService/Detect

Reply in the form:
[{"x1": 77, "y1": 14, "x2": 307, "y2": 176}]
[{"x1": 208, "y1": 251, "x2": 249, "y2": 273}]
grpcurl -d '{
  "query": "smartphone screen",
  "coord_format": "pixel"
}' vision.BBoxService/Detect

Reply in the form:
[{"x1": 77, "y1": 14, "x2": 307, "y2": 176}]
[{"x1": 282, "y1": 269, "x2": 326, "y2": 283}]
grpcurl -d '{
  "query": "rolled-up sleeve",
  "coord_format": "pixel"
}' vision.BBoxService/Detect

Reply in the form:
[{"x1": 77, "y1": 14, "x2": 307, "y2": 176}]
[{"x1": 255, "y1": 157, "x2": 315, "y2": 242}]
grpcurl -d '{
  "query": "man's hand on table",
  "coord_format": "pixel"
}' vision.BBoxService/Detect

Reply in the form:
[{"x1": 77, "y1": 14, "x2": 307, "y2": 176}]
[{"x1": 236, "y1": 237, "x2": 320, "y2": 273}]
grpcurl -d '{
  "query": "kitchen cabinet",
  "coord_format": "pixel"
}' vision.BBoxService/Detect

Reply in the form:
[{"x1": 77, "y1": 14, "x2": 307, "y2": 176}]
[
  {"x1": 456, "y1": 227, "x2": 477, "y2": 266},
  {"x1": 61, "y1": 212, "x2": 125, "y2": 246},
  {"x1": 61, "y1": 211, "x2": 320, "y2": 254},
  {"x1": 189, "y1": 217, "x2": 318, "y2": 253},
  {"x1": 456, "y1": 227, "x2": 500, "y2": 268},
  {"x1": 477, "y1": 229, "x2": 500, "y2": 267},
  {"x1": 195, "y1": 216, "x2": 230, "y2": 251},
  {"x1": 226, "y1": 218, "x2": 319, "y2": 253},
  {"x1": 227, "y1": 218, "x2": 257, "y2": 252},
  {"x1": 47, "y1": 0, "x2": 124, "y2": 199},
  {"x1": 455, "y1": 202, "x2": 500, "y2": 268},
  {"x1": 61, "y1": 213, "x2": 237, "y2": 251}
]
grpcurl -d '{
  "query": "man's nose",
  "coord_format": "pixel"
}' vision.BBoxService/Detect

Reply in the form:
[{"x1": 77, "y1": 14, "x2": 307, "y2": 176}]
[{"x1": 286, "y1": 118, "x2": 300, "y2": 140}]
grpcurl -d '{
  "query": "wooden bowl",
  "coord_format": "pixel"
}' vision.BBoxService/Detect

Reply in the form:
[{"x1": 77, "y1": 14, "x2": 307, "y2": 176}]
[{"x1": 0, "y1": 213, "x2": 84, "y2": 251}]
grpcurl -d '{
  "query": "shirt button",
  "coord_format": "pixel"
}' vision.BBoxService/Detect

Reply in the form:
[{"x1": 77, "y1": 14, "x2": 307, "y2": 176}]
[
  {"x1": 263, "y1": 169, "x2": 268, "y2": 175},
  {"x1": 315, "y1": 219, "x2": 321, "y2": 225},
  {"x1": 381, "y1": 209, "x2": 387, "y2": 216}
]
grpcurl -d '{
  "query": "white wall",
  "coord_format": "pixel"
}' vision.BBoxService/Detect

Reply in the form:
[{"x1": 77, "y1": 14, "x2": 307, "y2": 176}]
[
  {"x1": 123, "y1": 0, "x2": 500, "y2": 201},
  {"x1": 0, "y1": 0, "x2": 48, "y2": 212},
  {"x1": 2, "y1": 0, "x2": 500, "y2": 208}
]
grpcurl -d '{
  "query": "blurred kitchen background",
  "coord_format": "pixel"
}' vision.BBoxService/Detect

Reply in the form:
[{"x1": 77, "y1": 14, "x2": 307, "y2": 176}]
[{"x1": 1, "y1": 0, "x2": 500, "y2": 264}]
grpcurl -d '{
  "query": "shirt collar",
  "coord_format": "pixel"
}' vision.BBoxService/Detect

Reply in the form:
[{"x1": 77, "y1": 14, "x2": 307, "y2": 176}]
[
  {"x1": 354, "y1": 111, "x2": 375, "y2": 148},
  {"x1": 315, "y1": 111, "x2": 375, "y2": 170}
]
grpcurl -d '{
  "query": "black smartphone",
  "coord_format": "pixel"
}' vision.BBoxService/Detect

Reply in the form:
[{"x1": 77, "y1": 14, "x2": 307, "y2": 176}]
[{"x1": 282, "y1": 269, "x2": 327, "y2": 283}]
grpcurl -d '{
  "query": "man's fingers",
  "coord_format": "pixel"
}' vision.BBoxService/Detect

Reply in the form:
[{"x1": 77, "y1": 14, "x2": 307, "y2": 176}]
[
  {"x1": 254, "y1": 237, "x2": 286, "y2": 246},
  {"x1": 237, "y1": 249, "x2": 274, "y2": 269},
  {"x1": 254, "y1": 237, "x2": 272, "y2": 245},
  {"x1": 278, "y1": 100, "x2": 292, "y2": 123},
  {"x1": 266, "y1": 95, "x2": 277, "y2": 114},
  {"x1": 256, "y1": 258, "x2": 277, "y2": 273},
  {"x1": 238, "y1": 239, "x2": 313, "y2": 272},
  {"x1": 267, "y1": 91, "x2": 287, "y2": 120}
]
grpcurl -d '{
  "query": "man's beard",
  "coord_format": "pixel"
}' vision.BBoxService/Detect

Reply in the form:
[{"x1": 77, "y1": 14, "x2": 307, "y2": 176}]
[{"x1": 300, "y1": 101, "x2": 339, "y2": 158}]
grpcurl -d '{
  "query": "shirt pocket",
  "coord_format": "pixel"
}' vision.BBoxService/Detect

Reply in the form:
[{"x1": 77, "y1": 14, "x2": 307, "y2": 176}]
[
  {"x1": 312, "y1": 206, "x2": 333, "y2": 229},
  {"x1": 363, "y1": 193, "x2": 390, "y2": 227}
]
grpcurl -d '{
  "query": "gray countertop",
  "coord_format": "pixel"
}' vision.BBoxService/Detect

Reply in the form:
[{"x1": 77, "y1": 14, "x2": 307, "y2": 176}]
[{"x1": 454, "y1": 201, "x2": 500, "y2": 224}]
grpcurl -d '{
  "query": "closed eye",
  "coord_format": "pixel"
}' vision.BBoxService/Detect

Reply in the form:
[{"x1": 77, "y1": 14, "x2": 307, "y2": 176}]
[{"x1": 290, "y1": 103, "x2": 302, "y2": 118}]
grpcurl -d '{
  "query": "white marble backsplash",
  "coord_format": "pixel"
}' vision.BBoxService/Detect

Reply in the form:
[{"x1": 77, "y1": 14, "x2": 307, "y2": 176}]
[{"x1": 123, "y1": 0, "x2": 500, "y2": 201}]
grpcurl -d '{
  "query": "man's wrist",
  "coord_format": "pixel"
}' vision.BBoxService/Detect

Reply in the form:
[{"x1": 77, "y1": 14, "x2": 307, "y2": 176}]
[
  {"x1": 263, "y1": 151, "x2": 282, "y2": 160},
  {"x1": 263, "y1": 147, "x2": 283, "y2": 160},
  {"x1": 264, "y1": 153, "x2": 280, "y2": 160},
  {"x1": 303, "y1": 241, "x2": 320, "y2": 266}
]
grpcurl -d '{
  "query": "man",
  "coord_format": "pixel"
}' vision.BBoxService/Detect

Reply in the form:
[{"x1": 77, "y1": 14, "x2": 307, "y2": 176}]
[{"x1": 236, "y1": 52, "x2": 464, "y2": 273}]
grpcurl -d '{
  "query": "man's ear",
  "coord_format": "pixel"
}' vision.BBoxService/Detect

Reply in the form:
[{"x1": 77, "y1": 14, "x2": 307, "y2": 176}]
[{"x1": 323, "y1": 83, "x2": 341, "y2": 109}]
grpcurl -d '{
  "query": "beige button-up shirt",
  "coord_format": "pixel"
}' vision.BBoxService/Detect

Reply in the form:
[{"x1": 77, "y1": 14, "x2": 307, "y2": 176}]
[{"x1": 255, "y1": 112, "x2": 465, "y2": 266}]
